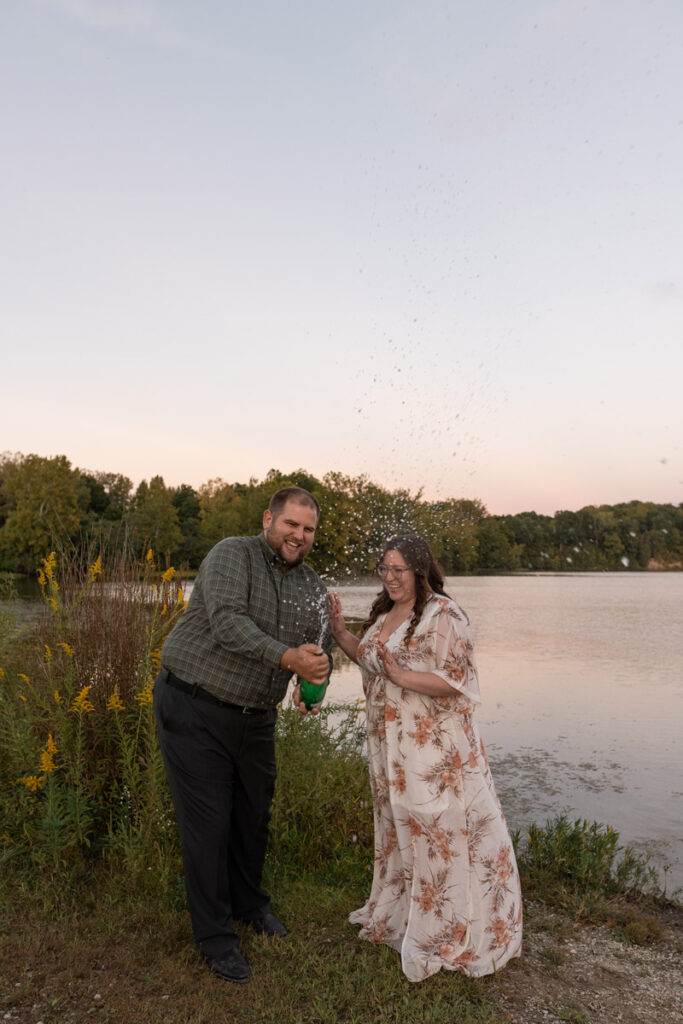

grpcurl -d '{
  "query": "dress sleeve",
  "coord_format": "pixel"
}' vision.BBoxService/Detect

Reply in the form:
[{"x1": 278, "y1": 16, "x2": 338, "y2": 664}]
[{"x1": 429, "y1": 599, "x2": 482, "y2": 706}]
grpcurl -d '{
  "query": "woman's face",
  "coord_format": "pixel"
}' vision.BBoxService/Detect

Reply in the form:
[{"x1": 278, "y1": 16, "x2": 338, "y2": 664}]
[{"x1": 379, "y1": 548, "x2": 417, "y2": 606}]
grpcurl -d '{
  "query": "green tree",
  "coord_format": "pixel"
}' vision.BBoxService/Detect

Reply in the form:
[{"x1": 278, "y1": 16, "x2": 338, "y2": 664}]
[
  {"x1": 477, "y1": 518, "x2": 518, "y2": 571},
  {"x1": 0, "y1": 453, "x2": 89, "y2": 572},
  {"x1": 172, "y1": 484, "x2": 204, "y2": 568},
  {"x1": 424, "y1": 498, "x2": 486, "y2": 574},
  {"x1": 131, "y1": 476, "x2": 182, "y2": 568},
  {"x1": 198, "y1": 478, "x2": 247, "y2": 551}
]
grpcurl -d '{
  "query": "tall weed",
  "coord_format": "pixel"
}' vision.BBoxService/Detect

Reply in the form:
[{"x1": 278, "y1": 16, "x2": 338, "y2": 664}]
[{"x1": 0, "y1": 546, "x2": 184, "y2": 882}]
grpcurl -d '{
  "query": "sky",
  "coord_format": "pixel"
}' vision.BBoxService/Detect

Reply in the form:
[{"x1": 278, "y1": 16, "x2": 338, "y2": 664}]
[{"x1": 2, "y1": 0, "x2": 682, "y2": 515}]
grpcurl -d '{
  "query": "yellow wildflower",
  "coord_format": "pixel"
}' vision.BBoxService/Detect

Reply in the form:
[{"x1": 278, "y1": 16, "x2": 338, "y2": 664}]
[
  {"x1": 42, "y1": 551, "x2": 57, "y2": 579},
  {"x1": 161, "y1": 565, "x2": 175, "y2": 583},
  {"x1": 70, "y1": 686, "x2": 95, "y2": 714},
  {"x1": 46, "y1": 597, "x2": 58, "y2": 612},
  {"x1": 146, "y1": 548, "x2": 154, "y2": 563},
  {"x1": 19, "y1": 694, "x2": 27, "y2": 703},
  {"x1": 39, "y1": 734, "x2": 58, "y2": 774},
  {"x1": 17, "y1": 673, "x2": 29, "y2": 684},
  {"x1": 0, "y1": 666, "x2": 4, "y2": 678},
  {"x1": 88, "y1": 555, "x2": 102, "y2": 581},
  {"x1": 37, "y1": 569, "x2": 46, "y2": 587},
  {"x1": 161, "y1": 603, "x2": 167, "y2": 615},
  {"x1": 54, "y1": 690, "x2": 61, "y2": 704},
  {"x1": 177, "y1": 584, "x2": 184, "y2": 605},
  {"x1": 19, "y1": 775, "x2": 45, "y2": 792},
  {"x1": 134, "y1": 684, "x2": 154, "y2": 707},
  {"x1": 44, "y1": 644, "x2": 52, "y2": 661},
  {"x1": 57, "y1": 642, "x2": 74, "y2": 658},
  {"x1": 106, "y1": 687, "x2": 125, "y2": 713}
]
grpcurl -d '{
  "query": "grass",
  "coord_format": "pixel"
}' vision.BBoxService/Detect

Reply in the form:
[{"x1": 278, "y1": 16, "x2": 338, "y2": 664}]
[{"x1": 1, "y1": 870, "x2": 501, "y2": 1024}]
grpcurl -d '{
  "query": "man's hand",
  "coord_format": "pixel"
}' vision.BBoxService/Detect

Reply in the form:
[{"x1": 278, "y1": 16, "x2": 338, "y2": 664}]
[{"x1": 280, "y1": 644, "x2": 329, "y2": 684}]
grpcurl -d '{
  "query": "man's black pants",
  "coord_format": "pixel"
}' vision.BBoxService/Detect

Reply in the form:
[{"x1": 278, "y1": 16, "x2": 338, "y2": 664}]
[{"x1": 153, "y1": 669, "x2": 277, "y2": 958}]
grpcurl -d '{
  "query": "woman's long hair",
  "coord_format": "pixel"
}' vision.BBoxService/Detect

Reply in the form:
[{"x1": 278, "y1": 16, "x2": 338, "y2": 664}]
[{"x1": 361, "y1": 535, "x2": 449, "y2": 646}]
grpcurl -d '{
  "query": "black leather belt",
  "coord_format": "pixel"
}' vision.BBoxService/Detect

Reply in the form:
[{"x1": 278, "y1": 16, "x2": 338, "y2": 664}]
[{"x1": 164, "y1": 670, "x2": 266, "y2": 715}]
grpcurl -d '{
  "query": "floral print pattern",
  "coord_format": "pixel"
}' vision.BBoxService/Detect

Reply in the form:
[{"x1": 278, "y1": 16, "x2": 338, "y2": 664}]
[{"x1": 350, "y1": 596, "x2": 522, "y2": 982}]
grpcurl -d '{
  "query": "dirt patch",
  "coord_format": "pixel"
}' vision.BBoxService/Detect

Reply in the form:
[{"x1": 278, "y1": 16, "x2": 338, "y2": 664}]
[{"x1": 491, "y1": 899, "x2": 683, "y2": 1024}]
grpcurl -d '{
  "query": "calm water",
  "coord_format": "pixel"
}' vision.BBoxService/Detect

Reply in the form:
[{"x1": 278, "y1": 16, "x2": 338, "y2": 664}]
[{"x1": 328, "y1": 573, "x2": 683, "y2": 893}]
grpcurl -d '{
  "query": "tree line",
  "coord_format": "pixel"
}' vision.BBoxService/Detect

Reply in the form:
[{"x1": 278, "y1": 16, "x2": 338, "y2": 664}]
[{"x1": 1, "y1": 452, "x2": 681, "y2": 577}]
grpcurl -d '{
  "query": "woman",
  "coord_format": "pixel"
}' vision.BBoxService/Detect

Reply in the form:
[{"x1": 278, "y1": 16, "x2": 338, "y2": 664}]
[{"x1": 329, "y1": 536, "x2": 522, "y2": 983}]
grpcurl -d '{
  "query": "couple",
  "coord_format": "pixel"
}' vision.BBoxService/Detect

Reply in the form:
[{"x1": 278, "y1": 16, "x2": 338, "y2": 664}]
[{"x1": 154, "y1": 486, "x2": 522, "y2": 985}]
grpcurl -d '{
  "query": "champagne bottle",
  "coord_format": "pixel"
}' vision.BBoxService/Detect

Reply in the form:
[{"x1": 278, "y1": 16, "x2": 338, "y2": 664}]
[
  {"x1": 299, "y1": 650, "x2": 328, "y2": 710},
  {"x1": 299, "y1": 676, "x2": 328, "y2": 710}
]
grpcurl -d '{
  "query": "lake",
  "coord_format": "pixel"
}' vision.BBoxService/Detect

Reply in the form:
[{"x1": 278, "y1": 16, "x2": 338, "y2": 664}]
[{"x1": 327, "y1": 572, "x2": 683, "y2": 894}]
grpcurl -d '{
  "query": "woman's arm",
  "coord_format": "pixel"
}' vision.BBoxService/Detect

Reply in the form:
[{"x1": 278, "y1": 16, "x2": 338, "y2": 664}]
[
  {"x1": 328, "y1": 592, "x2": 361, "y2": 664},
  {"x1": 378, "y1": 646, "x2": 454, "y2": 696}
]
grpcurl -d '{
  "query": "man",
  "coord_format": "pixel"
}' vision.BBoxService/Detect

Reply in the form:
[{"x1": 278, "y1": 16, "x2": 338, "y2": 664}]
[{"x1": 154, "y1": 486, "x2": 331, "y2": 983}]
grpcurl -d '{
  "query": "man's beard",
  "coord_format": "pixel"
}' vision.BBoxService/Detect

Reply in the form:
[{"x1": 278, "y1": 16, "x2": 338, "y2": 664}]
[{"x1": 278, "y1": 543, "x2": 305, "y2": 567}]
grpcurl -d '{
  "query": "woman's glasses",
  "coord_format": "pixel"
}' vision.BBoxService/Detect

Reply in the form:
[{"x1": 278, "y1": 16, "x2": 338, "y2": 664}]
[{"x1": 376, "y1": 564, "x2": 412, "y2": 578}]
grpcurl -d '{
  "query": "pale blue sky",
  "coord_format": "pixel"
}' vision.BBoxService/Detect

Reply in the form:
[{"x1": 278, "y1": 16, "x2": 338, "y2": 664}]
[{"x1": 3, "y1": 0, "x2": 682, "y2": 514}]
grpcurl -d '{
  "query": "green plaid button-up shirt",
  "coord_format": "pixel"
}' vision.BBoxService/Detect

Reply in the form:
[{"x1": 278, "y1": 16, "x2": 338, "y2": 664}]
[{"x1": 162, "y1": 534, "x2": 331, "y2": 707}]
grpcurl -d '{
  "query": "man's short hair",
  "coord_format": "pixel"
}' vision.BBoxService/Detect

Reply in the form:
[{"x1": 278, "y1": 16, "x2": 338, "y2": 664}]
[{"x1": 268, "y1": 486, "x2": 320, "y2": 519}]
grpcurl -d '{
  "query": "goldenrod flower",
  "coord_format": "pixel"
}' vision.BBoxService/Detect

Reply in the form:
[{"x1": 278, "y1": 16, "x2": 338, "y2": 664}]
[
  {"x1": 19, "y1": 775, "x2": 45, "y2": 792},
  {"x1": 88, "y1": 555, "x2": 102, "y2": 581},
  {"x1": 44, "y1": 644, "x2": 52, "y2": 661},
  {"x1": 161, "y1": 565, "x2": 175, "y2": 583},
  {"x1": 146, "y1": 548, "x2": 154, "y2": 563},
  {"x1": 177, "y1": 584, "x2": 184, "y2": 605},
  {"x1": 161, "y1": 603, "x2": 167, "y2": 615},
  {"x1": 134, "y1": 685, "x2": 154, "y2": 707},
  {"x1": 37, "y1": 569, "x2": 46, "y2": 587},
  {"x1": 17, "y1": 673, "x2": 29, "y2": 684},
  {"x1": 106, "y1": 687, "x2": 125, "y2": 713},
  {"x1": 57, "y1": 642, "x2": 74, "y2": 658},
  {"x1": 70, "y1": 686, "x2": 95, "y2": 714},
  {"x1": 46, "y1": 597, "x2": 58, "y2": 612},
  {"x1": 19, "y1": 694, "x2": 27, "y2": 703},
  {"x1": 54, "y1": 690, "x2": 61, "y2": 704},
  {"x1": 42, "y1": 551, "x2": 57, "y2": 579},
  {"x1": 39, "y1": 734, "x2": 58, "y2": 774}
]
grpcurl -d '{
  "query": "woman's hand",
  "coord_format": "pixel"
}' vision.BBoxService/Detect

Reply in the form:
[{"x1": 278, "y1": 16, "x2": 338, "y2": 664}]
[
  {"x1": 327, "y1": 591, "x2": 361, "y2": 664},
  {"x1": 328, "y1": 591, "x2": 346, "y2": 640},
  {"x1": 378, "y1": 643, "x2": 405, "y2": 687}
]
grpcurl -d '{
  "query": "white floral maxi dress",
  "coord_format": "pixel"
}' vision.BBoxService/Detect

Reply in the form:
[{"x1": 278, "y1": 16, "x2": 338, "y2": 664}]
[{"x1": 350, "y1": 595, "x2": 523, "y2": 982}]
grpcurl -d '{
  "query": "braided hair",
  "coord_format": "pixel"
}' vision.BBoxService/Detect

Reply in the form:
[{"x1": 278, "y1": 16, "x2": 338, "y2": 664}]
[{"x1": 361, "y1": 536, "x2": 449, "y2": 647}]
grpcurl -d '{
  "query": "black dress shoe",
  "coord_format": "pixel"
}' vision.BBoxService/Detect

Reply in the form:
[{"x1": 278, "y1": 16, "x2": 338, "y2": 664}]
[
  {"x1": 206, "y1": 949, "x2": 251, "y2": 983},
  {"x1": 247, "y1": 911, "x2": 288, "y2": 937}
]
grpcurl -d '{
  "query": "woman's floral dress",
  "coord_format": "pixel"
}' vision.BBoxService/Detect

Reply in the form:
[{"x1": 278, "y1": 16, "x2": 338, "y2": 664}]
[{"x1": 350, "y1": 595, "x2": 522, "y2": 982}]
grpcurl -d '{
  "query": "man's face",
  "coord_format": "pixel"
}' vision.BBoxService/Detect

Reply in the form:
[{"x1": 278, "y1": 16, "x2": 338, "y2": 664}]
[{"x1": 263, "y1": 499, "x2": 318, "y2": 566}]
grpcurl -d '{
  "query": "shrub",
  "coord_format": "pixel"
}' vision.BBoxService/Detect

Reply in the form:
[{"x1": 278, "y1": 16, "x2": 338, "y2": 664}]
[{"x1": 515, "y1": 815, "x2": 659, "y2": 912}]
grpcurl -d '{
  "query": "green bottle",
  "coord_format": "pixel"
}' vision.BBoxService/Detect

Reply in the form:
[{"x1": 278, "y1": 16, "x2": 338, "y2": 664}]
[{"x1": 299, "y1": 677, "x2": 328, "y2": 710}]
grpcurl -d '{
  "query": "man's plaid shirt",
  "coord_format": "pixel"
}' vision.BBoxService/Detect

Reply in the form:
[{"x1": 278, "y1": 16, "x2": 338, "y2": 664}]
[{"x1": 161, "y1": 533, "x2": 331, "y2": 707}]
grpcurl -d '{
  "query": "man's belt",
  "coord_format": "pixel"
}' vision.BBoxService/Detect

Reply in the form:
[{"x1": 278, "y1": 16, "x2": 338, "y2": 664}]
[{"x1": 164, "y1": 670, "x2": 267, "y2": 715}]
